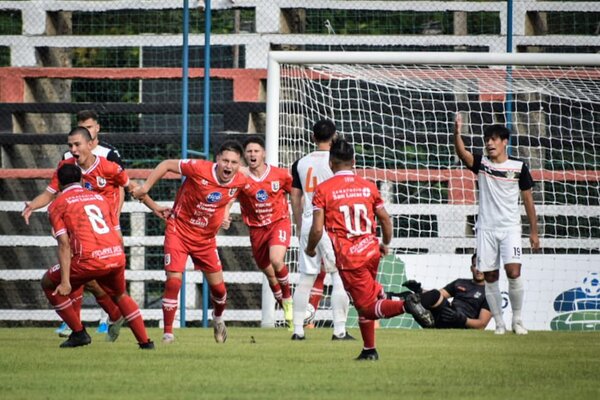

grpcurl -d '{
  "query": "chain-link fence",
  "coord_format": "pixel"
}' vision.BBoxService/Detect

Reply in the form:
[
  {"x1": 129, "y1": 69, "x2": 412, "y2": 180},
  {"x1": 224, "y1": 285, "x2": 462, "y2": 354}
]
[{"x1": 0, "y1": 1, "x2": 598, "y2": 326}]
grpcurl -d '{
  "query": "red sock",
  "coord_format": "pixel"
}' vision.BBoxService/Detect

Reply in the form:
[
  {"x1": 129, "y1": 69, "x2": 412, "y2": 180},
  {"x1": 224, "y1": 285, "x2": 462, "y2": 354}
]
[
  {"x1": 210, "y1": 282, "x2": 227, "y2": 318},
  {"x1": 309, "y1": 270, "x2": 326, "y2": 310},
  {"x1": 270, "y1": 282, "x2": 283, "y2": 305},
  {"x1": 275, "y1": 266, "x2": 292, "y2": 299},
  {"x1": 44, "y1": 287, "x2": 84, "y2": 332},
  {"x1": 117, "y1": 295, "x2": 149, "y2": 344},
  {"x1": 96, "y1": 294, "x2": 122, "y2": 322},
  {"x1": 360, "y1": 299, "x2": 405, "y2": 320},
  {"x1": 358, "y1": 316, "x2": 376, "y2": 349},
  {"x1": 69, "y1": 286, "x2": 84, "y2": 317},
  {"x1": 162, "y1": 277, "x2": 182, "y2": 334}
]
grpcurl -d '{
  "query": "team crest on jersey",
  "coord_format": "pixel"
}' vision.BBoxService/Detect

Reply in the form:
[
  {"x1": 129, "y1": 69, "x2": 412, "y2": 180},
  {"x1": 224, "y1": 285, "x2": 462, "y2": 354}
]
[
  {"x1": 84, "y1": 182, "x2": 93, "y2": 190},
  {"x1": 201, "y1": 179, "x2": 208, "y2": 186},
  {"x1": 256, "y1": 189, "x2": 268, "y2": 203},
  {"x1": 228, "y1": 188, "x2": 238, "y2": 197},
  {"x1": 96, "y1": 176, "x2": 107, "y2": 188},
  {"x1": 506, "y1": 171, "x2": 515, "y2": 180},
  {"x1": 207, "y1": 192, "x2": 223, "y2": 203},
  {"x1": 271, "y1": 181, "x2": 280, "y2": 192}
]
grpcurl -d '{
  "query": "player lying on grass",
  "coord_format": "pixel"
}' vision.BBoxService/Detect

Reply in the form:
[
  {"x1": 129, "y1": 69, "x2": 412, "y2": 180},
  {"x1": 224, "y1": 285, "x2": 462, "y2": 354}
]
[
  {"x1": 388, "y1": 253, "x2": 492, "y2": 330},
  {"x1": 305, "y1": 138, "x2": 434, "y2": 361},
  {"x1": 41, "y1": 163, "x2": 154, "y2": 349}
]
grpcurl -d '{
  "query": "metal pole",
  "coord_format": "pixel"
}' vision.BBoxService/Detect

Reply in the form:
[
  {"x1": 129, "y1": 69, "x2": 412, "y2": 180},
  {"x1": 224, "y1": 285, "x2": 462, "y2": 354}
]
[
  {"x1": 179, "y1": 0, "x2": 191, "y2": 328},
  {"x1": 201, "y1": 0, "x2": 212, "y2": 329},
  {"x1": 506, "y1": 0, "x2": 514, "y2": 154}
]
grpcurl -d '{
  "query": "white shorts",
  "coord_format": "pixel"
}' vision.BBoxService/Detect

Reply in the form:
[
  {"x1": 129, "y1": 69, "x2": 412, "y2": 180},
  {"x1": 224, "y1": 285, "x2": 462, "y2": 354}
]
[
  {"x1": 299, "y1": 224, "x2": 337, "y2": 275},
  {"x1": 476, "y1": 227, "x2": 522, "y2": 272}
]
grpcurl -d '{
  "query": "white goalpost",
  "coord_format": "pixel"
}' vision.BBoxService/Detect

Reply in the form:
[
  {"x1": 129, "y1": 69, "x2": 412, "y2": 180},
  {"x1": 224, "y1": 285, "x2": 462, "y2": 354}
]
[{"x1": 264, "y1": 51, "x2": 600, "y2": 331}]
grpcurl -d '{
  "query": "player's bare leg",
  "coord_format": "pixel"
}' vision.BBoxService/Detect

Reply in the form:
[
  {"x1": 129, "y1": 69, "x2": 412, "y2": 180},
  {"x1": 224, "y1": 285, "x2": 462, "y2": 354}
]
[
  {"x1": 270, "y1": 245, "x2": 293, "y2": 328},
  {"x1": 505, "y1": 263, "x2": 527, "y2": 335},
  {"x1": 292, "y1": 273, "x2": 317, "y2": 340},
  {"x1": 85, "y1": 280, "x2": 124, "y2": 341},
  {"x1": 206, "y1": 271, "x2": 228, "y2": 343},
  {"x1": 110, "y1": 291, "x2": 154, "y2": 349},
  {"x1": 41, "y1": 272, "x2": 90, "y2": 348},
  {"x1": 484, "y1": 270, "x2": 506, "y2": 334},
  {"x1": 162, "y1": 271, "x2": 183, "y2": 343}
]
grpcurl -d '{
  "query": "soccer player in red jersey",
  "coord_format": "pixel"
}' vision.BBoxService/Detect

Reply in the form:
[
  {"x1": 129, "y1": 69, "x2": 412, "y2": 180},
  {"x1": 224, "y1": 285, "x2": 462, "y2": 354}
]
[
  {"x1": 41, "y1": 163, "x2": 154, "y2": 349},
  {"x1": 237, "y1": 136, "x2": 294, "y2": 327},
  {"x1": 23, "y1": 127, "x2": 167, "y2": 341},
  {"x1": 132, "y1": 141, "x2": 246, "y2": 344},
  {"x1": 305, "y1": 138, "x2": 434, "y2": 361}
]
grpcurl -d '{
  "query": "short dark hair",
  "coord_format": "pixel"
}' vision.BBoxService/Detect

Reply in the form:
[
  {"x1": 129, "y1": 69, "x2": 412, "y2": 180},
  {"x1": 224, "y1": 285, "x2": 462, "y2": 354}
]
[
  {"x1": 483, "y1": 125, "x2": 510, "y2": 141},
  {"x1": 217, "y1": 140, "x2": 243, "y2": 157},
  {"x1": 312, "y1": 119, "x2": 337, "y2": 143},
  {"x1": 77, "y1": 110, "x2": 99, "y2": 123},
  {"x1": 57, "y1": 163, "x2": 82, "y2": 187},
  {"x1": 329, "y1": 138, "x2": 354, "y2": 165},
  {"x1": 471, "y1": 253, "x2": 477, "y2": 263},
  {"x1": 68, "y1": 126, "x2": 93, "y2": 141},
  {"x1": 243, "y1": 135, "x2": 265, "y2": 150}
]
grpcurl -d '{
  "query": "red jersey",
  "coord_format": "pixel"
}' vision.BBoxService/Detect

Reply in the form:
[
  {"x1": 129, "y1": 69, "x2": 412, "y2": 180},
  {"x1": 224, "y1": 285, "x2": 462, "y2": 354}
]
[
  {"x1": 47, "y1": 156, "x2": 129, "y2": 217},
  {"x1": 170, "y1": 159, "x2": 246, "y2": 240},
  {"x1": 239, "y1": 164, "x2": 292, "y2": 227},
  {"x1": 312, "y1": 170, "x2": 384, "y2": 270},
  {"x1": 48, "y1": 184, "x2": 125, "y2": 270}
]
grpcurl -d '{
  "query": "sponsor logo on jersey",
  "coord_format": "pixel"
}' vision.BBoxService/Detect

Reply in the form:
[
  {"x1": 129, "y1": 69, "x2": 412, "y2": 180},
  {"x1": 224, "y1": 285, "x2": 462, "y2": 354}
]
[
  {"x1": 164, "y1": 254, "x2": 171, "y2": 266},
  {"x1": 202, "y1": 179, "x2": 208, "y2": 186},
  {"x1": 256, "y1": 189, "x2": 268, "y2": 202},
  {"x1": 207, "y1": 192, "x2": 223, "y2": 203},
  {"x1": 271, "y1": 181, "x2": 280, "y2": 192},
  {"x1": 362, "y1": 187, "x2": 371, "y2": 197},
  {"x1": 84, "y1": 182, "x2": 93, "y2": 190},
  {"x1": 96, "y1": 176, "x2": 107, "y2": 188}
]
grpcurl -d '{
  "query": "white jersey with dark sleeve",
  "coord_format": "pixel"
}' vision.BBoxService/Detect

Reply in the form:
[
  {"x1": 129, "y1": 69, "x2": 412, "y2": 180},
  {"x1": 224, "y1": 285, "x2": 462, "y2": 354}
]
[
  {"x1": 469, "y1": 154, "x2": 534, "y2": 230},
  {"x1": 291, "y1": 150, "x2": 333, "y2": 227},
  {"x1": 63, "y1": 140, "x2": 124, "y2": 168}
]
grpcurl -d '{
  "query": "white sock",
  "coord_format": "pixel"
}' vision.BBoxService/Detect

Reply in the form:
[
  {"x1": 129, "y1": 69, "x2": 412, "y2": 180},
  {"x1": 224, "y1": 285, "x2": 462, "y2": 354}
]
[
  {"x1": 508, "y1": 277, "x2": 524, "y2": 322},
  {"x1": 330, "y1": 272, "x2": 350, "y2": 337},
  {"x1": 484, "y1": 280, "x2": 504, "y2": 327},
  {"x1": 292, "y1": 273, "x2": 316, "y2": 336}
]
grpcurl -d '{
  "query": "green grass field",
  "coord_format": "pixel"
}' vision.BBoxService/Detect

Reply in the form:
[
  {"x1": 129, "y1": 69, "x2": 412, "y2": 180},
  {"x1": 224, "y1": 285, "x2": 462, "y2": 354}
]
[{"x1": 1, "y1": 327, "x2": 598, "y2": 400}]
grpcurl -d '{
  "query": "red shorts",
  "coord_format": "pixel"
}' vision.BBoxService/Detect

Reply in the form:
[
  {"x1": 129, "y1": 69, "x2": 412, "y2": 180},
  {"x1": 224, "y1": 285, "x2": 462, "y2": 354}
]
[
  {"x1": 46, "y1": 262, "x2": 126, "y2": 297},
  {"x1": 164, "y1": 231, "x2": 222, "y2": 274},
  {"x1": 249, "y1": 218, "x2": 291, "y2": 269},
  {"x1": 338, "y1": 256, "x2": 383, "y2": 311}
]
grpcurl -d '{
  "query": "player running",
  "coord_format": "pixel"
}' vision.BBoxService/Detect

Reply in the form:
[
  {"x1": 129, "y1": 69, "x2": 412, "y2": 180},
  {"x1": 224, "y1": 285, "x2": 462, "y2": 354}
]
[
  {"x1": 132, "y1": 141, "x2": 246, "y2": 344},
  {"x1": 23, "y1": 127, "x2": 167, "y2": 341},
  {"x1": 41, "y1": 163, "x2": 154, "y2": 349},
  {"x1": 306, "y1": 138, "x2": 434, "y2": 361},
  {"x1": 237, "y1": 136, "x2": 294, "y2": 327}
]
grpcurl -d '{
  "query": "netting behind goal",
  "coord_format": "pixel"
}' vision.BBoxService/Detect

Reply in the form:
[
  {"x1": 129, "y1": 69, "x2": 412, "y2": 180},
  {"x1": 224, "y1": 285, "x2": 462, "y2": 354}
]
[{"x1": 269, "y1": 52, "x2": 600, "y2": 330}]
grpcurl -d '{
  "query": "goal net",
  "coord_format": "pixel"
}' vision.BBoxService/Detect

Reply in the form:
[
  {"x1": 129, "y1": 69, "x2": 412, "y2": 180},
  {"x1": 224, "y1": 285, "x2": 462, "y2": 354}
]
[{"x1": 266, "y1": 51, "x2": 600, "y2": 331}]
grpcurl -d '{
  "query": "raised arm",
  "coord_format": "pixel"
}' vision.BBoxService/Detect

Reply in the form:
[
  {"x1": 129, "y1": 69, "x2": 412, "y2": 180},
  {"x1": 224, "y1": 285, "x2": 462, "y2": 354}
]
[
  {"x1": 521, "y1": 189, "x2": 540, "y2": 251},
  {"x1": 454, "y1": 113, "x2": 475, "y2": 169},
  {"x1": 132, "y1": 159, "x2": 180, "y2": 200},
  {"x1": 22, "y1": 190, "x2": 57, "y2": 225},
  {"x1": 375, "y1": 205, "x2": 392, "y2": 256}
]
